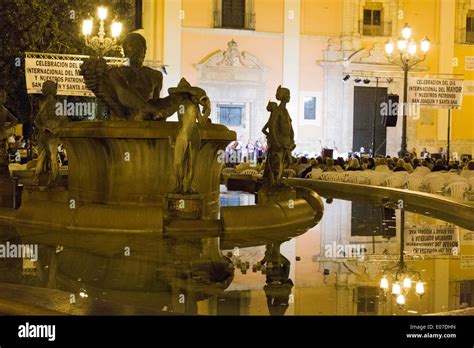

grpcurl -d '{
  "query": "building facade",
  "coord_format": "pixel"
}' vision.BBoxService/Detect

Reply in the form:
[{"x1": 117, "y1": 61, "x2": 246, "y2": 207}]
[{"x1": 138, "y1": 0, "x2": 474, "y2": 157}]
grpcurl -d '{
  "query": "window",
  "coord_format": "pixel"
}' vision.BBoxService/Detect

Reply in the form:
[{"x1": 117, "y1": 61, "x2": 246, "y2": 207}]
[
  {"x1": 299, "y1": 92, "x2": 321, "y2": 125},
  {"x1": 460, "y1": 281, "x2": 474, "y2": 307},
  {"x1": 362, "y1": 3, "x2": 384, "y2": 36},
  {"x1": 222, "y1": 0, "x2": 245, "y2": 29},
  {"x1": 356, "y1": 287, "x2": 378, "y2": 315},
  {"x1": 304, "y1": 97, "x2": 316, "y2": 120},
  {"x1": 467, "y1": 11, "x2": 474, "y2": 43},
  {"x1": 214, "y1": 0, "x2": 255, "y2": 30},
  {"x1": 219, "y1": 105, "x2": 243, "y2": 126}
]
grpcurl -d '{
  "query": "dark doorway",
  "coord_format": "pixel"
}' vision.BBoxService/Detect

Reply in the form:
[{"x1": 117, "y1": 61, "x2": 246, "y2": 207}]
[
  {"x1": 222, "y1": 0, "x2": 245, "y2": 29},
  {"x1": 353, "y1": 86, "x2": 387, "y2": 156}
]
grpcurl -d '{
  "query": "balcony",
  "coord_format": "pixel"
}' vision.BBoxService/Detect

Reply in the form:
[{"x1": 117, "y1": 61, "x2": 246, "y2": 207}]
[{"x1": 213, "y1": 11, "x2": 255, "y2": 30}]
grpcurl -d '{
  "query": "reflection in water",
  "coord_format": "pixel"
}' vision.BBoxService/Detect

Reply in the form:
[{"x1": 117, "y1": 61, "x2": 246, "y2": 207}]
[{"x1": 0, "y1": 192, "x2": 473, "y2": 316}]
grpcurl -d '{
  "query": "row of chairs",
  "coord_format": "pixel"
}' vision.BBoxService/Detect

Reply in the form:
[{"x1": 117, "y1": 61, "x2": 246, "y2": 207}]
[{"x1": 309, "y1": 168, "x2": 474, "y2": 200}]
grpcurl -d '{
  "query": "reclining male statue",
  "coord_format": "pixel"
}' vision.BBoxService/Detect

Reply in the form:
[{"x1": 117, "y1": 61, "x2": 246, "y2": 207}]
[{"x1": 80, "y1": 32, "x2": 178, "y2": 121}]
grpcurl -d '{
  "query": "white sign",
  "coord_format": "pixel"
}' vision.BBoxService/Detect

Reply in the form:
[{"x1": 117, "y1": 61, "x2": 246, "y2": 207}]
[
  {"x1": 465, "y1": 56, "x2": 474, "y2": 71},
  {"x1": 405, "y1": 225, "x2": 459, "y2": 255},
  {"x1": 464, "y1": 80, "x2": 474, "y2": 96},
  {"x1": 25, "y1": 53, "x2": 130, "y2": 96},
  {"x1": 408, "y1": 78, "x2": 464, "y2": 109}
]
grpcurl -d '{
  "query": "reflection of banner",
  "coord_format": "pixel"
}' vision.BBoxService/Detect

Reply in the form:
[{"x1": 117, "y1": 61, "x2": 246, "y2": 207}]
[
  {"x1": 460, "y1": 230, "x2": 474, "y2": 245},
  {"x1": 405, "y1": 225, "x2": 459, "y2": 255},
  {"x1": 464, "y1": 81, "x2": 474, "y2": 96},
  {"x1": 25, "y1": 52, "x2": 126, "y2": 96},
  {"x1": 408, "y1": 78, "x2": 464, "y2": 109},
  {"x1": 466, "y1": 56, "x2": 474, "y2": 71},
  {"x1": 461, "y1": 255, "x2": 474, "y2": 269}
]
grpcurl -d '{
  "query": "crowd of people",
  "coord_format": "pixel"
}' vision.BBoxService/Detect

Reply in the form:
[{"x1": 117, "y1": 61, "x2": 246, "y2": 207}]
[
  {"x1": 4, "y1": 133, "x2": 68, "y2": 167},
  {"x1": 287, "y1": 153, "x2": 474, "y2": 179},
  {"x1": 223, "y1": 143, "x2": 474, "y2": 179}
]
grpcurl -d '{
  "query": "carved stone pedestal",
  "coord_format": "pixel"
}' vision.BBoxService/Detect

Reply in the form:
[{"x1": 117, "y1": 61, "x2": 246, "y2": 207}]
[{"x1": 165, "y1": 193, "x2": 203, "y2": 220}]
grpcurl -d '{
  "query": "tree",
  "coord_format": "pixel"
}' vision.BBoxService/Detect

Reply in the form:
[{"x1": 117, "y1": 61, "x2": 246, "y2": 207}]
[{"x1": 0, "y1": 0, "x2": 135, "y2": 126}]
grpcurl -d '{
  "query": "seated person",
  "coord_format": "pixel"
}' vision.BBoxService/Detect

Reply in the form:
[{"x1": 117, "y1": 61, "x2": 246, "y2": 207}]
[
  {"x1": 431, "y1": 159, "x2": 446, "y2": 172},
  {"x1": 347, "y1": 158, "x2": 363, "y2": 171},
  {"x1": 393, "y1": 159, "x2": 407, "y2": 172},
  {"x1": 375, "y1": 158, "x2": 390, "y2": 172},
  {"x1": 323, "y1": 158, "x2": 338, "y2": 172}
]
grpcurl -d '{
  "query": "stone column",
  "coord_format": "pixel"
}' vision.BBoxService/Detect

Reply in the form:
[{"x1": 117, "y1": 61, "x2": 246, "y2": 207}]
[
  {"x1": 283, "y1": 0, "x2": 300, "y2": 143},
  {"x1": 437, "y1": 0, "x2": 456, "y2": 146},
  {"x1": 163, "y1": 0, "x2": 182, "y2": 95}
]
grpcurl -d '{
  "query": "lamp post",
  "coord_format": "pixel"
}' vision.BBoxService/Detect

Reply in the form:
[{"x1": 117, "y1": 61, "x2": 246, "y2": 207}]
[
  {"x1": 379, "y1": 207, "x2": 425, "y2": 308},
  {"x1": 82, "y1": 6, "x2": 123, "y2": 57},
  {"x1": 384, "y1": 24, "x2": 431, "y2": 157}
]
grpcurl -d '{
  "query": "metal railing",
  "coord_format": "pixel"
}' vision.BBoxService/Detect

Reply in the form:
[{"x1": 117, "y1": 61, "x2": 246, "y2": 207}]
[
  {"x1": 358, "y1": 21, "x2": 392, "y2": 37},
  {"x1": 213, "y1": 11, "x2": 255, "y2": 30}
]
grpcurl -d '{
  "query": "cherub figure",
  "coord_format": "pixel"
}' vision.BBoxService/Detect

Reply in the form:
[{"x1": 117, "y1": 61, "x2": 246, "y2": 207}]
[{"x1": 33, "y1": 81, "x2": 66, "y2": 186}]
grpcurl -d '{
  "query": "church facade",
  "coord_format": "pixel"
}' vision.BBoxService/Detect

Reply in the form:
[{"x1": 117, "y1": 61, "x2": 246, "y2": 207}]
[{"x1": 138, "y1": 0, "x2": 474, "y2": 157}]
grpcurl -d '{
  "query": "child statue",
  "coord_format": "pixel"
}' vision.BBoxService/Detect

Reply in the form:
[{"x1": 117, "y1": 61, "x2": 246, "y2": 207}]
[{"x1": 33, "y1": 81, "x2": 67, "y2": 186}]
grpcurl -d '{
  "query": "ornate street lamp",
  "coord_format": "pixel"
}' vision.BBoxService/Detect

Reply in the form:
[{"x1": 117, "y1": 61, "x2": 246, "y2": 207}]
[
  {"x1": 384, "y1": 24, "x2": 431, "y2": 157},
  {"x1": 82, "y1": 6, "x2": 123, "y2": 57},
  {"x1": 379, "y1": 208, "x2": 425, "y2": 308}
]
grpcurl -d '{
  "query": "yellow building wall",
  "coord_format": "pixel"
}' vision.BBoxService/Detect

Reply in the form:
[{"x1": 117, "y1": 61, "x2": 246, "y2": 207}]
[
  {"x1": 403, "y1": 0, "x2": 439, "y2": 43},
  {"x1": 301, "y1": 0, "x2": 343, "y2": 36},
  {"x1": 181, "y1": 31, "x2": 284, "y2": 103},
  {"x1": 453, "y1": 44, "x2": 474, "y2": 142},
  {"x1": 255, "y1": 0, "x2": 284, "y2": 33},
  {"x1": 142, "y1": 0, "x2": 165, "y2": 62},
  {"x1": 182, "y1": 0, "x2": 214, "y2": 28}
]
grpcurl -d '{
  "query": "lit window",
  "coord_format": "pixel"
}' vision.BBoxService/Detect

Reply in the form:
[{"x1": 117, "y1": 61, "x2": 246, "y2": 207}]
[
  {"x1": 219, "y1": 105, "x2": 242, "y2": 126},
  {"x1": 303, "y1": 97, "x2": 316, "y2": 120}
]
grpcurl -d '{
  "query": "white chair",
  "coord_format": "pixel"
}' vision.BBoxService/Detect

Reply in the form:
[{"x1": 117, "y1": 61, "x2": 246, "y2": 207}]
[
  {"x1": 365, "y1": 171, "x2": 389, "y2": 186},
  {"x1": 345, "y1": 172, "x2": 369, "y2": 184},
  {"x1": 412, "y1": 166, "x2": 431, "y2": 176},
  {"x1": 423, "y1": 175, "x2": 447, "y2": 194},
  {"x1": 406, "y1": 175, "x2": 425, "y2": 191},
  {"x1": 445, "y1": 182, "x2": 470, "y2": 200},
  {"x1": 460, "y1": 170, "x2": 474, "y2": 180},
  {"x1": 222, "y1": 167, "x2": 237, "y2": 175},
  {"x1": 320, "y1": 172, "x2": 342, "y2": 182},
  {"x1": 446, "y1": 173, "x2": 468, "y2": 184},
  {"x1": 305, "y1": 168, "x2": 323, "y2": 180},
  {"x1": 382, "y1": 175, "x2": 407, "y2": 188},
  {"x1": 469, "y1": 177, "x2": 474, "y2": 190},
  {"x1": 240, "y1": 169, "x2": 259, "y2": 176},
  {"x1": 282, "y1": 168, "x2": 296, "y2": 178}
]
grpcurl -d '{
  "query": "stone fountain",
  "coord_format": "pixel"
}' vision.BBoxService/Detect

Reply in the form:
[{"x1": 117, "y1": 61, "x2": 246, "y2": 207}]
[{"x1": 10, "y1": 33, "x2": 323, "y2": 236}]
